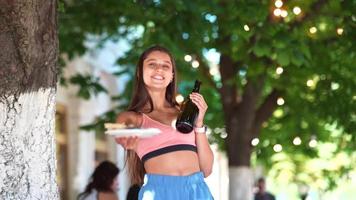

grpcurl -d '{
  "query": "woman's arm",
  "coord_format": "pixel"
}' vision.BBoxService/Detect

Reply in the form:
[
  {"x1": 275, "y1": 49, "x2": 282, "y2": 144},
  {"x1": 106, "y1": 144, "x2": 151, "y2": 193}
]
[
  {"x1": 190, "y1": 93, "x2": 214, "y2": 177},
  {"x1": 114, "y1": 111, "x2": 141, "y2": 150},
  {"x1": 195, "y1": 129, "x2": 214, "y2": 177},
  {"x1": 116, "y1": 111, "x2": 141, "y2": 127}
]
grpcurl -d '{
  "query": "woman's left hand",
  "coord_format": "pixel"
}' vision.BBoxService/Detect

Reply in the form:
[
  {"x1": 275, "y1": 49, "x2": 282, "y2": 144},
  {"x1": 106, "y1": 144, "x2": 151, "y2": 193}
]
[{"x1": 189, "y1": 92, "x2": 208, "y2": 127}]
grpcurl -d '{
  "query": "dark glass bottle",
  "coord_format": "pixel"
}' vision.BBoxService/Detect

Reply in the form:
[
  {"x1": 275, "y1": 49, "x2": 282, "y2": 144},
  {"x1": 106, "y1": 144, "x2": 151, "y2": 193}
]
[{"x1": 176, "y1": 80, "x2": 201, "y2": 133}]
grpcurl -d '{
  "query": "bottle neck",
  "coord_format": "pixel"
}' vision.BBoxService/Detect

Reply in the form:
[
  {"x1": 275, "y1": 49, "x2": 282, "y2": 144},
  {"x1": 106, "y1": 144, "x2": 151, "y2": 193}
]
[
  {"x1": 192, "y1": 88, "x2": 200, "y2": 93},
  {"x1": 192, "y1": 80, "x2": 201, "y2": 93}
]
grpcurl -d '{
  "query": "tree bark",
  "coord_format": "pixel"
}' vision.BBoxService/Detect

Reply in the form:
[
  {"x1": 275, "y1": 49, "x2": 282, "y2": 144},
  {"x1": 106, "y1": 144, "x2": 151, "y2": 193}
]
[
  {"x1": 219, "y1": 50, "x2": 278, "y2": 199},
  {"x1": 229, "y1": 167, "x2": 254, "y2": 200},
  {"x1": 0, "y1": 0, "x2": 59, "y2": 199}
]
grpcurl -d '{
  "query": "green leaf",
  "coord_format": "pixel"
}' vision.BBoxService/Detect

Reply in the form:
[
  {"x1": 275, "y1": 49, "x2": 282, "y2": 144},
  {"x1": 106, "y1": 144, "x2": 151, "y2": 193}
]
[
  {"x1": 300, "y1": 43, "x2": 312, "y2": 60},
  {"x1": 252, "y1": 41, "x2": 271, "y2": 57},
  {"x1": 291, "y1": 50, "x2": 305, "y2": 67},
  {"x1": 276, "y1": 50, "x2": 290, "y2": 65},
  {"x1": 69, "y1": 74, "x2": 108, "y2": 99},
  {"x1": 113, "y1": 68, "x2": 130, "y2": 76}
]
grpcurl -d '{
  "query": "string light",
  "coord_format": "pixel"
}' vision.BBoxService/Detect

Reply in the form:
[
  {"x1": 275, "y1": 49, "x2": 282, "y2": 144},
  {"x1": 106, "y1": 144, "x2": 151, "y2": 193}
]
[
  {"x1": 337, "y1": 28, "x2": 344, "y2": 35},
  {"x1": 307, "y1": 80, "x2": 314, "y2": 87},
  {"x1": 293, "y1": 7, "x2": 301, "y2": 15},
  {"x1": 192, "y1": 60, "x2": 200, "y2": 68},
  {"x1": 331, "y1": 82, "x2": 340, "y2": 90},
  {"x1": 281, "y1": 10, "x2": 288, "y2": 18},
  {"x1": 273, "y1": 144, "x2": 283, "y2": 152},
  {"x1": 244, "y1": 25, "x2": 250, "y2": 31},
  {"x1": 276, "y1": 67, "x2": 284, "y2": 75},
  {"x1": 251, "y1": 138, "x2": 259, "y2": 146},
  {"x1": 220, "y1": 132, "x2": 227, "y2": 139},
  {"x1": 293, "y1": 137, "x2": 302, "y2": 145},
  {"x1": 184, "y1": 55, "x2": 192, "y2": 62},
  {"x1": 277, "y1": 97, "x2": 285, "y2": 106},
  {"x1": 309, "y1": 139, "x2": 317, "y2": 148},
  {"x1": 175, "y1": 94, "x2": 184, "y2": 103},
  {"x1": 309, "y1": 27, "x2": 317, "y2": 34},
  {"x1": 275, "y1": 0, "x2": 283, "y2": 8},
  {"x1": 274, "y1": 9, "x2": 282, "y2": 16}
]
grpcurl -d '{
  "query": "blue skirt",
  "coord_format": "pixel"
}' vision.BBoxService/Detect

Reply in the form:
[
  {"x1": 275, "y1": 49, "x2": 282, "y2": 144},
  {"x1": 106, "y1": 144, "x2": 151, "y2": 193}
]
[{"x1": 138, "y1": 172, "x2": 213, "y2": 200}]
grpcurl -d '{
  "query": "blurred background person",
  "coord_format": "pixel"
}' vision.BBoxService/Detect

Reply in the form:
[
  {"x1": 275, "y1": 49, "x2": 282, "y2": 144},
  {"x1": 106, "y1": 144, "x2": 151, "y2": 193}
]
[
  {"x1": 78, "y1": 160, "x2": 120, "y2": 200},
  {"x1": 254, "y1": 177, "x2": 275, "y2": 200}
]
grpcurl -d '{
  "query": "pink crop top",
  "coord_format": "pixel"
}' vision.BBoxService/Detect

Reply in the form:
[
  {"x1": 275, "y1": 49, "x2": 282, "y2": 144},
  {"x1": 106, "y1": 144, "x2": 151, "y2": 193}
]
[{"x1": 136, "y1": 113, "x2": 197, "y2": 162}]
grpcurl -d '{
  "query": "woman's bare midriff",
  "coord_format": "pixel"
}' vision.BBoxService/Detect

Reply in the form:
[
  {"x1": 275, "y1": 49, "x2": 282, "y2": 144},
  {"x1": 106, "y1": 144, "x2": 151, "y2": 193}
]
[{"x1": 143, "y1": 150, "x2": 201, "y2": 176}]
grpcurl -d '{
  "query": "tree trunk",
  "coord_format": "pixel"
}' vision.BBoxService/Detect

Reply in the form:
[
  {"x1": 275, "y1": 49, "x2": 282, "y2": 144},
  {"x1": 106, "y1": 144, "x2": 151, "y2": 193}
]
[
  {"x1": 227, "y1": 115, "x2": 255, "y2": 200},
  {"x1": 218, "y1": 49, "x2": 278, "y2": 199},
  {"x1": 0, "y1": 0, "x2": 59, "y2": 199},
  {"x1": 229, "y1": 166, "x2": 254, "y2": 200}
]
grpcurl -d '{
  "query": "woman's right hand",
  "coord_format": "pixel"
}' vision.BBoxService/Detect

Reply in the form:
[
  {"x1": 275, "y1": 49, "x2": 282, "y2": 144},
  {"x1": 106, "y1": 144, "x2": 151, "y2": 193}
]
[{"x1": 115, "y1": 136, "x2": 139, "y2": 150}]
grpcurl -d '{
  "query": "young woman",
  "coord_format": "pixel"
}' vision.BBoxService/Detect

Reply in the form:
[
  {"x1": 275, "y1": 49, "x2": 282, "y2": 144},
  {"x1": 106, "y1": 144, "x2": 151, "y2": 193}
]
[
  {"x1": 115, "y1": 45, "x2": 214, "y2": 200},
  {"x1": 78, "y1": 160, "x2": 120, "y2": 200}
]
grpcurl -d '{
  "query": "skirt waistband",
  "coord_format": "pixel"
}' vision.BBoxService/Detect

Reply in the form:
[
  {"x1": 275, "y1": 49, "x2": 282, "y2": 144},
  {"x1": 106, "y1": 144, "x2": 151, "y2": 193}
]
[{"x1": 144, "y1": 172, "x2": 204, "y2": 186}]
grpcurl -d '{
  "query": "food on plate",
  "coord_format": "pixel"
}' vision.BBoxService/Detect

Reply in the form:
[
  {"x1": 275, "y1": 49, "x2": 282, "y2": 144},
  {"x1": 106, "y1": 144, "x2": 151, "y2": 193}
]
[{"x1": 104, "y1": 123, "x2": 126, "y2": 130}]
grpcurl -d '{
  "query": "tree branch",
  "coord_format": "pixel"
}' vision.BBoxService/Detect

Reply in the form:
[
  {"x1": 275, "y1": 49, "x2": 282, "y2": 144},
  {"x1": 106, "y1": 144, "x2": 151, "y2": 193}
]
[
  {"x1": 236, "y1": 74, "x2": 266, "y2": 123},
  {"x1": 251, "y1": 89, "x2": 282, "y2": 138},
  {"x1": 219, "y1": 53, "x2": 239, "y2": 106}
]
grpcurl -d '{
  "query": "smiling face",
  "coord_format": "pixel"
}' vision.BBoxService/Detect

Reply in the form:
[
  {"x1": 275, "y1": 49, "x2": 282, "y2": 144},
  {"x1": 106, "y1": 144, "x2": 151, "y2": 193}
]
[
  {"x1": 142, "y1": 51, "x2": 174, "y2": 90},
  {"x1": 128, "y1": 46, "x2": 178, "y2": 112}
]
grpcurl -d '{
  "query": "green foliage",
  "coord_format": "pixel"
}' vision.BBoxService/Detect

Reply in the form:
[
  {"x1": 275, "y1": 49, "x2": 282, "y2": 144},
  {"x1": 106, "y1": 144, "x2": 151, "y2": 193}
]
[
  {"x1": 59, "y1": 0, "x2": 355, "y2": 190},
  {"x1": 69, "y1": 74, "x2": 108, "y2": 99}
]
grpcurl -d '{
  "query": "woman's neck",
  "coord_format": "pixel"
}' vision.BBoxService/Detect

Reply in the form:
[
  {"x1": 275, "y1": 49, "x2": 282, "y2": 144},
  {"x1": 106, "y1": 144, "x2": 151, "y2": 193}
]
[{"x1": 147, "y1": 89, "x2": 169, "y2": 110}]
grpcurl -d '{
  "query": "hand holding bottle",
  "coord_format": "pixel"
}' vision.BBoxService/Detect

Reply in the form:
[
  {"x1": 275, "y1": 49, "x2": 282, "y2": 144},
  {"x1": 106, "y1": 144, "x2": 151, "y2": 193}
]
[
  {"x1": 176, "y1": 80, "x2": 207, "y2": 133},
  {"x1": 189, "y1": 92, "x2": 208, "y2": 127}
]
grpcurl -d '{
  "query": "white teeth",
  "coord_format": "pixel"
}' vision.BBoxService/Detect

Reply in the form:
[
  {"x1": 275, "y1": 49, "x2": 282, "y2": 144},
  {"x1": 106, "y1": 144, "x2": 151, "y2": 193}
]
[{"x1": 152, "y1": 75, "x2": 164, "y2": 80}]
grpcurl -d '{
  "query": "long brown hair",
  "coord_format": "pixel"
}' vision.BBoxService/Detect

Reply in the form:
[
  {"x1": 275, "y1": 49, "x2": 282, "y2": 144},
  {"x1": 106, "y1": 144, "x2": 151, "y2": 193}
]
[
  {"x1": 77, "y1": 161, "x2": 119, "y2": 199},
  {"x1": 127, "y1": 45, "x2": 179, "y2": 185}
]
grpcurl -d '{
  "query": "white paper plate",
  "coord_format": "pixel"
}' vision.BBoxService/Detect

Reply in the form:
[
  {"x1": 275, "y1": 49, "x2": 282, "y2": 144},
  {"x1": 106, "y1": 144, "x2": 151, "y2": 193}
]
[{"x1": 105, "y1": 128, "x2": 161, "y2": 138}]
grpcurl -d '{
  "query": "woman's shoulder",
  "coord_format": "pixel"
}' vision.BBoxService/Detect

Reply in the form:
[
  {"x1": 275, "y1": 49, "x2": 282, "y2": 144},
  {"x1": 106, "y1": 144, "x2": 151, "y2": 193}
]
[
  {"x1": 98, "y1": 191, "x2": 118, "y2": 200},
  {"x1": 78, "y1": 190, "x2": 97, "y2": 200},
  {"x1": 116, "y1": 111, "x2": 143, "y2": 127}
]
